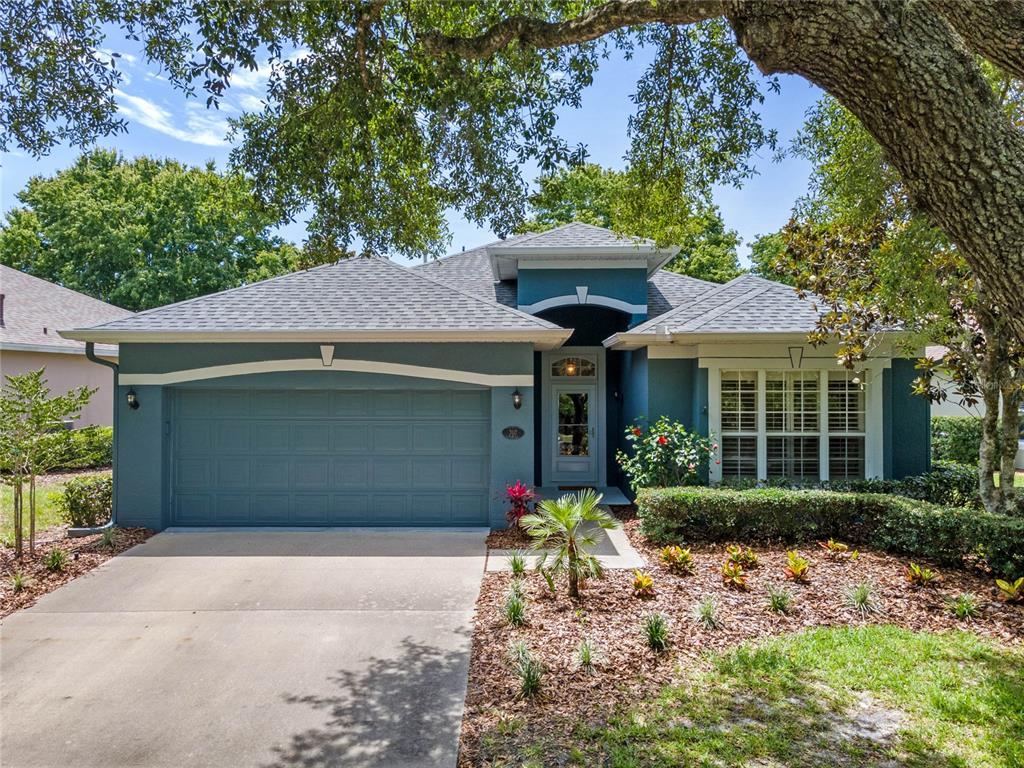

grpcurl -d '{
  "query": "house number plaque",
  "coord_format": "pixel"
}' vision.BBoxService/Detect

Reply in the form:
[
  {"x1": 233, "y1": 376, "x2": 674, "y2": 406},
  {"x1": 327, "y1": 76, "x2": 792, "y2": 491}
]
[{"x1": 502, "y1": 426, "x2": 525, "y2": 440}]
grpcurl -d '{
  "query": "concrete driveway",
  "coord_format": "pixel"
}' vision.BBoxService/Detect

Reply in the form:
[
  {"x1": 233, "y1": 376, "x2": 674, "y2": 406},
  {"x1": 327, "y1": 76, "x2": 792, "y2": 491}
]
[{"x1": 0, "y1": 529, "x2": 487, "y2": 768}]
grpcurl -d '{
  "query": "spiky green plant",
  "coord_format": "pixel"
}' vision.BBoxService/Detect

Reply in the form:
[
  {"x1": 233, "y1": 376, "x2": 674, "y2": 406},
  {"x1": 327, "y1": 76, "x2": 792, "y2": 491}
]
[
  {"x1": 99, "y1": 525, "x2": 118, "y2": 549},
  {"x1": 575, "y1": 638, "x2": 598, "y2": 674},
  {"x1": 504, "y1": 591, "x2": 527, "y2": 627},
  {"x1": 845, "y1": 581, "x2": 882, "y2": 616},
  {"x1": 947, "y1": 592, "x2": 981, "y2": 621},
  {"x1": 9, "y1": 570, "x2": 32, "y2": 593},
  {"x1": 43, "y1": 547, "x2": 69, "y2": 573},
  {"x1": 766, "y1": 584, "x2": 793, "y2": 614},
  {"x1": 520, "y1": 489, "x2": 617, "y2": 599},
  {"x1": 539, "y1": 566, "x2": 557, "y2": 595},
  {"x1": 693, "y1": 596, "x2": 723, "y2": 630},
  {"x1": 506, "y1": 642, "x2": 543, "y2": 697},
  {"x1": 508, "y1": 550, "x2": 527, "y2": 577},
  {"x1": 643, "y1": 613, "x2": 670, "y2": 651}
]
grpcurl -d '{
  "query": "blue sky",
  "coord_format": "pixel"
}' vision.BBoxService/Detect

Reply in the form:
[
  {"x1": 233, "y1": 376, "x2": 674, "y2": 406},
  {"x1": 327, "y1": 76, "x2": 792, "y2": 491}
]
[{"x1": 0, "y1": 43, "x2": 821, "y2": 267}]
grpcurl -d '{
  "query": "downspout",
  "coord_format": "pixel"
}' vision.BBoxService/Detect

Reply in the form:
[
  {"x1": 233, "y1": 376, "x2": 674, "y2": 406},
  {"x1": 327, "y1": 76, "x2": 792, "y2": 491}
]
[{"x1": 70, "y1": 342, "x2": 118, "y2": 536}]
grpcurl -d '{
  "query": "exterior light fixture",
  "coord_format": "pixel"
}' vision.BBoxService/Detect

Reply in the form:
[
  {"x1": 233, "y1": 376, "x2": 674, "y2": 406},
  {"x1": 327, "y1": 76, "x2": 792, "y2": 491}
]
[
  {"x1": 126, "y1": 389, "x2": 140, "y2": 410},
  {"x1": 565, "y1": 360, "x2": 577, "y2": 376},
  {"x1": 512, "y1": 389, "x2": 523, "y2": 410}
]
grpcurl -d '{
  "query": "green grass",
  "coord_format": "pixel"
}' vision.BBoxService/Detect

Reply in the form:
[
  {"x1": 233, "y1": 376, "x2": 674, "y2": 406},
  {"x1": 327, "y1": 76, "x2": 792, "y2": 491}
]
[
  {"x1": 993, "y1": 471, "x2": 1024, "y2": 488},
  {"x1": 541, "y1": 627, "x2": 1024, "y2": 767},
  {"x1": 1, "y1": 477, "x2": 73, "y2": 546}
]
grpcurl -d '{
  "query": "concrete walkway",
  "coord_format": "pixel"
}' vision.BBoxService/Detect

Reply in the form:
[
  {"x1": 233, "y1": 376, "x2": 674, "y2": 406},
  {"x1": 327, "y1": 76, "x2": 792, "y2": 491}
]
[{"x1": 0, "y1": 529, "x2": 487, "y2": 768}]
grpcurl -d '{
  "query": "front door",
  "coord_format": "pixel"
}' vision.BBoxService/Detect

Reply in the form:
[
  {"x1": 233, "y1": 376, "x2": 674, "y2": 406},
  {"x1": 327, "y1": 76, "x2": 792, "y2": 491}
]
[{"x1": 552, "y1": 385, "x2": 597, "y2": 482}]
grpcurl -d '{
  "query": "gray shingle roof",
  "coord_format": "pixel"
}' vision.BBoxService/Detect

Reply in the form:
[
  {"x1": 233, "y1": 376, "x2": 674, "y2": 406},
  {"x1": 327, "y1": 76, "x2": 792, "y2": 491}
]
[
  {"x1": 67, "y1": 256, "x2": 561, "y2": 336},
  {"x1": 498, "y1": 222, "x2": 655, "y2": 249},
  {"x1": 416, "y1": 246, "x2": 715, "y2": 320},
  {"x1": 628, "y1": 274, "x2": 824, "y2": 335},
  {"x1": 0, "y1": 265, "x2": 131, "y2": 355}
]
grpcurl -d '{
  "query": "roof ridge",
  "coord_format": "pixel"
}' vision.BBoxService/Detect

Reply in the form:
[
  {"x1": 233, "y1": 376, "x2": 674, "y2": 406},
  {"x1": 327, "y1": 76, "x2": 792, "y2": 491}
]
[
  {"x1": 674, "y1": 285, "x2": 773, "y2": 332},
  {"x1": 82, "y1": 259, "x2": 343, "y2": 330},
  {"x1": 379, "y1": 257, "x2": 558, "y2": 330},
  {"x1": 628, "y1": 276, "x2": 743, "y2": 334}
]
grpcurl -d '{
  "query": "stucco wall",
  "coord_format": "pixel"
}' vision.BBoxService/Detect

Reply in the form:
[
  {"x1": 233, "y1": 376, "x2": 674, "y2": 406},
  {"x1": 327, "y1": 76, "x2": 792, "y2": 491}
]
[
  {"x1": 0, "y1": 349, "x2": 117, "y2": 426},
  {"x1": 113, "y1": 342, "x2": 537, "y2": 530}
]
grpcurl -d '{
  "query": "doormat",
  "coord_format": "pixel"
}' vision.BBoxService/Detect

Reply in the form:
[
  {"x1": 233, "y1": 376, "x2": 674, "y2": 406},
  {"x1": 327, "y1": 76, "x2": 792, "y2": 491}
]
[{"x1": 557, "y1": 485, "x2": 595, "y2": 491}]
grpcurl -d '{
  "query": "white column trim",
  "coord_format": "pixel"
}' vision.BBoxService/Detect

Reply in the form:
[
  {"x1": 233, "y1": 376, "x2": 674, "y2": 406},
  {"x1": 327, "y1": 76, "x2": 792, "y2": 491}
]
[
  {"x1": 756, "y1": 369, "x2": 767, "y2": 481},
  {"x1": 119, "y1": 359, "x2": 535, "y2": 387},
  {"x1": 819, "y1": 369, "x2": 830, "y2": 482}
]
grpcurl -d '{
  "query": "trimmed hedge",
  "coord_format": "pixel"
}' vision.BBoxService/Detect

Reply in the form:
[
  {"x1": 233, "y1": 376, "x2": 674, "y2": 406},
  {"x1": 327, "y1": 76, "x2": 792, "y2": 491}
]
[
  {"x1": 58, "y1": 475, "x2": 113, "y2": 528},
  {"x1": 40, "y1": 426, "x2": 113, "y2": 471},
  {"x1": 932, "y1": 416, "x2": 983, "y2": 465},
  {"x1": 828, "y1": 460, "x2": 981, "y2": 509},
  {"x1": 637, "y1": 486, "x2": 1024, "y2": 578}
]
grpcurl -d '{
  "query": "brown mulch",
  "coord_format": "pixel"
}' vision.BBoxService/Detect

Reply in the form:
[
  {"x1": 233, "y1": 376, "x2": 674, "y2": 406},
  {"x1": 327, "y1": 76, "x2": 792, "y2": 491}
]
[
  {"x1": 0, "y1": 525, "x2": 153, "y2": 618},
  {"x1": 460, "y1": 509, "x2": 1024, "y2": 766},
  {"x1": 486, "y1": 526, "x2": 532, "y2": 550}
]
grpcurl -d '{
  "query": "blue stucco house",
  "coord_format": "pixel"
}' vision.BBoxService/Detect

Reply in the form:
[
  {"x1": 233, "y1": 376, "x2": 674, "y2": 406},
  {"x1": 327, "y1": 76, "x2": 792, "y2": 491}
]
[{"x1": 62, "y1": 223, "x2": 930, "y2": 530}]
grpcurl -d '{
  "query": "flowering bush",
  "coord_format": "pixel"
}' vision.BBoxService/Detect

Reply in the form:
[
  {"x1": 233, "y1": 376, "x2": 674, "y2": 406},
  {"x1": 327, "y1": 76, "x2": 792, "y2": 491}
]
[
  {"x1": 616, "y1": 416, "x2": 717, "y2": 490},
  {"x1": 505, "y1": 480, "x2": 535, "y2": 525}
]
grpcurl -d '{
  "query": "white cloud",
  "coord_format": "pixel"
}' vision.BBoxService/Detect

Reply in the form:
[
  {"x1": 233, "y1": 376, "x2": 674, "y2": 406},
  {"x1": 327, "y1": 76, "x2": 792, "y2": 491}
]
[
  {"x1": 228, "y1": 65, "x2": 269, "y2": 91},
  {"x1": 237, "y1": 93, "x2": 265, "y2": 112},
  {"x1": 115, "y1": 90, "x2": 229, "y2": 146}
]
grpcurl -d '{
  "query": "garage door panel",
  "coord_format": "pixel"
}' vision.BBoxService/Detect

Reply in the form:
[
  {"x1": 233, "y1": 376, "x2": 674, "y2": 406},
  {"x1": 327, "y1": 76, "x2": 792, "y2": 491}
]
[
  {"x1": 293, "y1": 458, "x2": 330, "y2": 489},
  {"x1": 452, "y1": 457, "x2": 488, "y2": 487},
  {"x1": 251, "y1": 459, "x2": 289, "y2": 488},
  {"x1": 411, "y1": 458, "x2": 451, "y2": 488},
  {"x1": 171, "y1": 388, "x2": 490, "y2": 526},
  {"x1": 371, "y1": 458, "x2": 410, "y2": 486},
  {"x1": 214, "y1": 422, "x2": 250, "y2": 453},
  {"x1": 216, "y1": 458, "x2": 250, "y2": 487},
  {"x1": 411, "y1": 494, "x2": 451, "y2": 524},
  {"x1": 332, "y1": 424, "x2": 369, "y2": 453},
  {"x1": 215, "y1": 494, "x2": 251, "y2": 524},
  {"x1": 292, "y1": 423, "x2": 330, "y2": 452},
  {"x1": 372, "y1": 424, "x2": 411, "y2": 453}
]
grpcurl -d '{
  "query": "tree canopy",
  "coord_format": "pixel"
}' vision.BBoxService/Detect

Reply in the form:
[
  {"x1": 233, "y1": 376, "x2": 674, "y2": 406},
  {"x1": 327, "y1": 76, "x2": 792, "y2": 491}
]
[
  {"x1": 2, "y1": 0, "x2": 1024, "y2": 339},
  {"x1": 519, "y1": 163, "x2": 741, "y2": 282},
  {"x1": 0, "y1": 150, "x2": 307, "y2": 311}
]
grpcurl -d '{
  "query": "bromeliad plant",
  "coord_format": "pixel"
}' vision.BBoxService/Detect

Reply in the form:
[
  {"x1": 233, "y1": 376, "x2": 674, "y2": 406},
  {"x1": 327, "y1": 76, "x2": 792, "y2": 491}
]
[
  {"x1": 783, "y1": 550, "x2": 811, "y2": 583},
  {"x1": 660, "y1": 545, "x2": 695, "y2": 575},
  {"x1": 520, "y1": 489, "x2": 616, "y2": 600},
  {"x1": 505, "y1": 481, "x2": 535, "y2": 526},
  {"x1": 616, "y1": 416, "x2": 717, "y2": 490}
]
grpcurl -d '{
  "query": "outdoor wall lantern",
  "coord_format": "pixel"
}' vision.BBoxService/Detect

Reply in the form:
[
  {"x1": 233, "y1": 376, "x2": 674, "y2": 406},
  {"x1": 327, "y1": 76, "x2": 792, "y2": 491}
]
[
  {"x1": 126, "y1": 389, "x2": 140, "y2": 410},
  {"x1": 512, "y1": 389, "x2": 523, "y2": 410}
]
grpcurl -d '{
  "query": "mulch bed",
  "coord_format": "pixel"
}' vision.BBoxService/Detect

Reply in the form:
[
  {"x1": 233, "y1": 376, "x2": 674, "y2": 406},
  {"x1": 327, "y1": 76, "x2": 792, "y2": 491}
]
[
  {"x1": 460, "y1": 509, "x2": 1024, "y2": 766},
  {"x1": 0, "y1": 525, "x2": 153, "y2": 618}
]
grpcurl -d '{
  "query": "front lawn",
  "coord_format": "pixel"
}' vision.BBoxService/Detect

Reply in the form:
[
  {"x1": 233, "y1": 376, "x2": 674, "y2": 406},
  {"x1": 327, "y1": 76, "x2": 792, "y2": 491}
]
[
  {"x1": 0, "y1": 470, "x2": 111, "y2": 546},
  {"x1": 577, "y1": 626, "x2": 1023, "y2": 768}
]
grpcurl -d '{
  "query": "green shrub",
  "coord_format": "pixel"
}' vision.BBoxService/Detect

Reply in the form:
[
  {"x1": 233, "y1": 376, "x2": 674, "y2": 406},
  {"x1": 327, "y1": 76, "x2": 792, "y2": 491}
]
[
  {"x1": 931, "y1": 416, "x2": 983, "y2": 465},
  {"x1": 643, "y1": 612, "x2": 671, "y2": 650},
  {"x1": 616, "y1": 416, "x2": 716, "y2": 489},
  {"x1": 58, "y1": 475, "x2": 113, "y2": 528},
  {"x1": 39, "y1": 426, "x2": 113, "y2": 471},
  {"x1": 43, "y1": 547, "x2": 69, "y2": 572},
  {"x1": 824, "y1": 460, "x2": 981, "y2": 508},
  {"x1": 636, "y1": 486, "x2": 1024, "y2": 578}
]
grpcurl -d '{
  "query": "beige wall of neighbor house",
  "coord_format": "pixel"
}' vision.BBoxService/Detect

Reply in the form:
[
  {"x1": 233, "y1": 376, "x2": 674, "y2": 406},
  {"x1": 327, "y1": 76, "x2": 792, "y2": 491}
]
[{"x1": 0, "y1": 349, "x2": 117, "y2": 426}]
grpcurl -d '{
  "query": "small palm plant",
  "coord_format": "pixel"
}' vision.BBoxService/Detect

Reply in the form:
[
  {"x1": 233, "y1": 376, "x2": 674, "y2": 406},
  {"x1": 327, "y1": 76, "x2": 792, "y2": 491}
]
[{"x1": 520, "y1": 489, "x2": 616, "y2": 599}]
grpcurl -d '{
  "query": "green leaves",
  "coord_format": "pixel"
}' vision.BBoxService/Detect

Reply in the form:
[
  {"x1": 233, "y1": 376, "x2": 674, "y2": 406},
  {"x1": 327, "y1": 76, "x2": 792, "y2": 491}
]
[
  {"x1": 0, "y1": 149, "x2": 302, "y2": 311},
  {"x1": 617, "y1": 416, "x2": 717, "y2": 490}
]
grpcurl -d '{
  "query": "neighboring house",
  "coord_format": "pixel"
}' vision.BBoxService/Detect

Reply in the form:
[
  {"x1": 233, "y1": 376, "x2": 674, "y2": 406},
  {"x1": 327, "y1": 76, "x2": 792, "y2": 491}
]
[
  {"x1": 926, "y1": 345, "x2": 1024, "y2": 469},
  {"x1": 1, "y1": 265, "x2": 132, "y2": 426},
  {"x1": 61, "y1": 223, "x2": 930, "y2": 531}
]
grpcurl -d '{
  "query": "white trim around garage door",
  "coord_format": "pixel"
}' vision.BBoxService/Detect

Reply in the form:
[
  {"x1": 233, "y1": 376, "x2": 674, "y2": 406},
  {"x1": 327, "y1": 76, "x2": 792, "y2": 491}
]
[{"x1": 119, "y1": 358, "x2": 535, "y2": 388}]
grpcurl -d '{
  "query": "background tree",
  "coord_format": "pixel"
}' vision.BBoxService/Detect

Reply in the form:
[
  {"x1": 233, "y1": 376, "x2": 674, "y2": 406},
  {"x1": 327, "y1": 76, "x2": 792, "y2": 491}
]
[
  {"x1": 520, "y1": 163, "x2": 741, "y2": 282},
  {"x1": 0, "y1": 150, "x2": 309, "y2": 311},
  {"x1": 771, "y1": 87, "x2": 1023, "y2": 516},
  {"x1": 0, "y1": 370, "x2": 93, "y2": 556},
  {"x1": 3, "y1": 1, "x2": 1024, "y2": 340}
]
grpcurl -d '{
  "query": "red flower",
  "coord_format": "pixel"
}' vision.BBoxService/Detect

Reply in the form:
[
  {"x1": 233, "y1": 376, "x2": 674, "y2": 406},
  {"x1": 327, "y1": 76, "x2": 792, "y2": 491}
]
[
  {"x1": 657, "y1": 435, "x2": 668, "y2": 445},
  {"x1": 715, "y1": 459, "x2": 721, "y2": 465},
  {"x1": 632, "y1": 427, "x2": 643, "y2": 436}
]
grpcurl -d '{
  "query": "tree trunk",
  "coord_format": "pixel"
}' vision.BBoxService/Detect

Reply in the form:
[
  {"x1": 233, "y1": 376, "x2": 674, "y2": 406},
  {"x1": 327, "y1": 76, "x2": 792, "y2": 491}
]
[
  {"x1": 13, "y1": 481, "x2": 23, "y2": 559},
  {"x1": 999, "y1": 379, "x2": 1022, "y2": 515},
  {"x1": 568, "y1": 537, "x2": 579, "y2": 598},
  {"x1": 29, "y1": 475, "x2": 36, "y2": 555},
  {"x1": 728, "y1": 1, "x2": 1024, "y2": 342},
  {"x1": 977, "y1": 340, "x2": 1003, "y2": 515}
]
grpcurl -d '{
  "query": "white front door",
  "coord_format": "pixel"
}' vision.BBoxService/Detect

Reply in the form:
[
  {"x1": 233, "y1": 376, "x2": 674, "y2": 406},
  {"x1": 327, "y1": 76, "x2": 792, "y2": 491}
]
[
  {"x1": 543, "y1": 348, "x2": 605, "y2": 485},
  {"x1": 552, "y1": 384, "x2": 597, "y2": 482}
]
